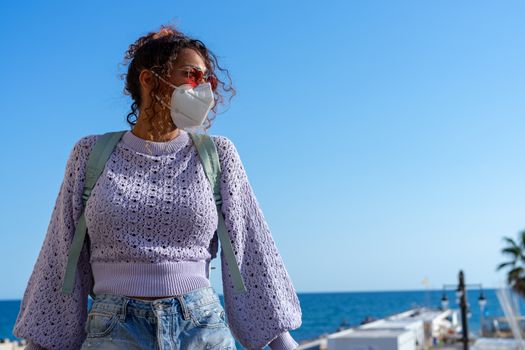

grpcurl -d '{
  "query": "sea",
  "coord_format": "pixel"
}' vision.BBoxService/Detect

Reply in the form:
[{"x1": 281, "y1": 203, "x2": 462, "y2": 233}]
[{"x1": 0, "y1": 288, "x2": 519, "y2": 349}]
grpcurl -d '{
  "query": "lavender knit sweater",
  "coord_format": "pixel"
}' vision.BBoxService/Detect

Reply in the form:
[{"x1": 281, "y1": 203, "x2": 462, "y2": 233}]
[{"x1": 12, "y1": 129, "x2": 302, "y2": 350}]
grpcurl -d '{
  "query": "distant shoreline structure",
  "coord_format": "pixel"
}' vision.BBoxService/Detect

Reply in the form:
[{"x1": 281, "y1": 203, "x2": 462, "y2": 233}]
[{"x1": 0, "y1": 337, "x2": 27, "y2": 349}]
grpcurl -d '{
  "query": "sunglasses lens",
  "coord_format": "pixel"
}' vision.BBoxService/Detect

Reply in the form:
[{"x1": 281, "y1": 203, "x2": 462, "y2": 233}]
[
  {"x1": 181, "y1": 68, "x2": 217, "y2": 90},
  {"x1": 187, "y1": 69, "x2": 201, "y2": 83}
]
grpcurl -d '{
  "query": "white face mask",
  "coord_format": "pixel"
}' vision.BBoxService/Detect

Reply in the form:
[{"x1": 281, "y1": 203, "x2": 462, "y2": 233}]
[{"x1": 151, "y1": 70, "x2": 215, "y2": 130}]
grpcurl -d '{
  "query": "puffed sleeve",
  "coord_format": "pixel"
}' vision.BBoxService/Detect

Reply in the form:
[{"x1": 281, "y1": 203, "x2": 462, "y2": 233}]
[
  {"x1": 213, "y1": 135, "x2": 302, "y2": 350},
  {"x1": 12, "y1": 135, "x2": 98, "y2": 350}
]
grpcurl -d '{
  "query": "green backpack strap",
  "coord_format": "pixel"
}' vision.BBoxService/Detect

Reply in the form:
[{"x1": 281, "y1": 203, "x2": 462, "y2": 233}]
[
  {"x1": 62, "y1": 130, "x2": 127, "y2": 295},
  {"x1": 189, "y1": 133, "x2": 248, "y2": 294}
]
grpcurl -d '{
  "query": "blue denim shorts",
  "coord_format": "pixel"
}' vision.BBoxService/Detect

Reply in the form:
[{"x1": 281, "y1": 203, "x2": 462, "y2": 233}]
[{"x1": 80, "y1": 286, "x2": 237, "y2": 350}]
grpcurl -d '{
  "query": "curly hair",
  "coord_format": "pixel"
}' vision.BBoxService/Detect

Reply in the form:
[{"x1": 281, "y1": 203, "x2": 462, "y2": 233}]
[{"x1": 119, "y1": 23, "x2": 236, "y2": 137}]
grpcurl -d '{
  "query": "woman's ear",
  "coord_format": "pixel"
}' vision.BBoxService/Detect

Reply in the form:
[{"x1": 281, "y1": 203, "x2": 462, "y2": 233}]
[{"x1": 139, "y1": 69, "x2": 155, "y2": 91}]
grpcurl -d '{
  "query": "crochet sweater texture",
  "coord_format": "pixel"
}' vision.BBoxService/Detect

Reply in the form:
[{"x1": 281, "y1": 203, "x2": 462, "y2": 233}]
[{"x1": 12, "y1": 129, "x2": 302, "y2": 350}]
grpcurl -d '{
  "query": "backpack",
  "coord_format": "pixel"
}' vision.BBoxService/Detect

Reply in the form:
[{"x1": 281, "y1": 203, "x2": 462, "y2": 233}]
[{"x1": 61, "y1": 130, "x2": 247, "y2": 298}]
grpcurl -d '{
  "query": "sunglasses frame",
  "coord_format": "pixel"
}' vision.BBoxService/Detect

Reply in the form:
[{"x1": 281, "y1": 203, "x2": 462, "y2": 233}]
[{"x1": 174, "y1": 67, "x2": 218, "y2": 90}]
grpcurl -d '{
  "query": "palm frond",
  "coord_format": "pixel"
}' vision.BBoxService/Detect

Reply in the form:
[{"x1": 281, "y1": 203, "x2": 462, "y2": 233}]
[
  {"x1": 502, "y1": 247, "x2": 522, "y2": 258},
  {"x1": 512, "y1": 277, "x2": 525, "y2": 298},
  {"x1": 508, "y1": 267, "x2": 524, "y2": 280},
  {"x1": 496, "y1": 261, "x2": 515, "y2": 271},
  {"x1": 503, "y1": 236, "x2": 519, "y2": 248},
  {"x1": 520, "y1": 230, "x2": 525, "y2": 249}
]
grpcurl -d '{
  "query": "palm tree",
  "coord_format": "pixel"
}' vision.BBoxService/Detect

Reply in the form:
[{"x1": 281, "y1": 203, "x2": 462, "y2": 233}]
[{"x1": 497, "y1": 230, "x2": 525, "y2": 299}]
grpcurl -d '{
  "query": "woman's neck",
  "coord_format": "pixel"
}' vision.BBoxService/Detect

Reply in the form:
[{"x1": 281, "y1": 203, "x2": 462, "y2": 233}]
[{"x1": 131, "y1": 118, "x2": 180, "y2": 142}]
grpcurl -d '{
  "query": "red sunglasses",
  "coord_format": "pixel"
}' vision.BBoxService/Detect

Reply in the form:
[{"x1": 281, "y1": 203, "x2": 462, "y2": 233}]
[{"x1": 176, "y1": 67, "x2": 218, "y2": 90}]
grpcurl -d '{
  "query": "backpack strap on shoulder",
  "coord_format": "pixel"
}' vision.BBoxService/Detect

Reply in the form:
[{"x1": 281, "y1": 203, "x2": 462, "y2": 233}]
[
  {"x1": 189, "y1": 132, "x2": 248, "y2": 294},
  {"x1": 62, "y1": 130, "x2": 127, "y2": 295}
]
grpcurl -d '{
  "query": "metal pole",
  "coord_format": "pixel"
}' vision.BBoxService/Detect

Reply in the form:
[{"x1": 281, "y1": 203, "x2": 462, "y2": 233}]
[{"x1": 459, "y1": 270, "x2": 469, "y2": 350}]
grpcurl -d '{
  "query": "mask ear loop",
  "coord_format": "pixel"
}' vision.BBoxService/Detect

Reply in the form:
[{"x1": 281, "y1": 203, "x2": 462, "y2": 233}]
[
  {"x1": 153, "y1": 94, "x2": 171, "y2": 111},
  {"x1": 149, "y1": 70, "x2": 176, "y2": 111}
]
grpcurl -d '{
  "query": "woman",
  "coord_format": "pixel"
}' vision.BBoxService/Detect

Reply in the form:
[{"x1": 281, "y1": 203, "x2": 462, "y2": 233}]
[{"x1": 12, "y1": 24, "x2": 302, "y2": 350}]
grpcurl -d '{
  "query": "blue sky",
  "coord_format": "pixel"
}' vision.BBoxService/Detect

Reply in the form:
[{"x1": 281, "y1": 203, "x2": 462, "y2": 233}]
[{"x1": 1, "y1": 0, "x2": 525, "y2": 300}]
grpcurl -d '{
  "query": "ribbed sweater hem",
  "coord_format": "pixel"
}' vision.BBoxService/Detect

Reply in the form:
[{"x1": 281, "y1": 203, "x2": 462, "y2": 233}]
[
  {"x1": 92, "y1": 260, "x2": 211, "y2": 297},
  {"x1": 269, "y1": 331, "x2": 299, "y2": 350}
]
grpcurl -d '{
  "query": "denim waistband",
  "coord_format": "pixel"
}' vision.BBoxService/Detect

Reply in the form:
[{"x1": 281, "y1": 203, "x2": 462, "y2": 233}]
[{"x1": 89, "y1": 286, "x2": 221, "y2": 321}]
